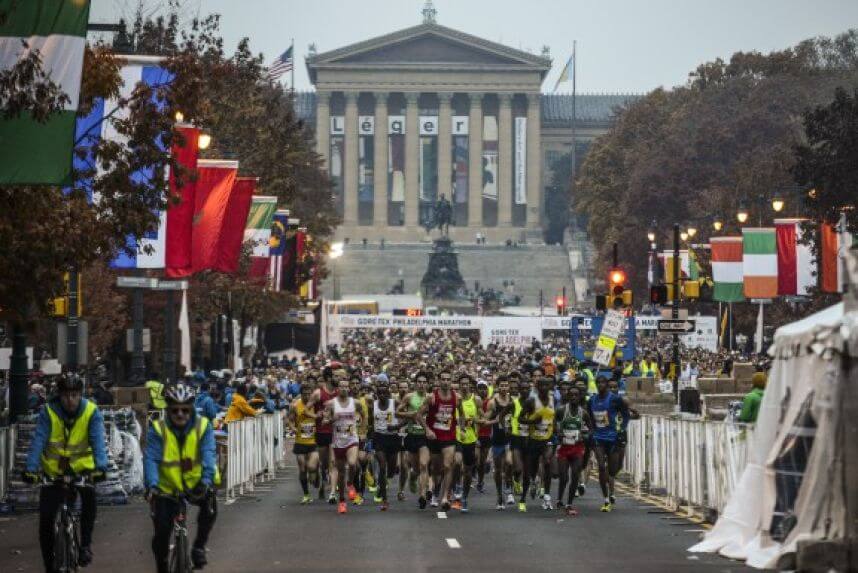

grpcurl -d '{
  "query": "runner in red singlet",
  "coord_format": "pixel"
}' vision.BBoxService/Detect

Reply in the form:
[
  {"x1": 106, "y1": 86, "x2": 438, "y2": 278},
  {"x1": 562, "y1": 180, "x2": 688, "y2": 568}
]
[{"x1": 419, "y1": 370, "x2": 457, "y2": 511}]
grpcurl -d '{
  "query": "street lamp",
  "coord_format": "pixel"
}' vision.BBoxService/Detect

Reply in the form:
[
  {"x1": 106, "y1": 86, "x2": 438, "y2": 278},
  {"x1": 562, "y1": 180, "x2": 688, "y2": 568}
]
[
  {"x1": 329, "y1": 242, "x2": 344, "y2": 300},
  {"x1": 737, "y1": 203, "x2": 749, "y2": 224},
  {"x1": 174, "y1": 111, "x2": 184, "y2": 123},
  {"x1": 680, "y1": 231, "x2": 689, "y2": 242},
  {"x1": 687, "y1": 226, "x2": 697, "y2": 239},
  {"x1": 198, "y1": 133, "x2": 212, "y2": 150},
  {"x1": 712, "y1": 218, "x2": 723, "y2": 232},
  {"x1": 647, "y1": 219, "x2": 656, "y2": 243},
  {"x1": 771, "y1": 194, "x2": 785, "y2": 213}
]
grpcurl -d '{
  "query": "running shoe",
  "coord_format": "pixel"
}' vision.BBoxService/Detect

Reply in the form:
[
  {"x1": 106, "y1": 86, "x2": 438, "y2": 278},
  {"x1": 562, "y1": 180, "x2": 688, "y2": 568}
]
[
  {"x1": 301, "y1": 494, "x2": 313, "y2": 505},
  {"x1": 537, "y1": 486, "x2": 545, "y2": 498},
  {"x1": 430, "y1": 499, "x2": 439, "y2": 508},
  {"x1": 541, "y1": 494, "x2": 553, "y2": 511},
  {"x1": 518, "y1": 502, "x2": 527, "y2": 513},
  {"x1": 328, "y1": 492, "x2": 337, "y2": 505},
  {"x1": 418, "y1": 496, "x2": 427, "y2": 509},
  {"x1": 374, "y1": 495, "x2": 383, "y2": 504},
  {"x1": 476, "y1": 482, "x2": 485, "y2": 494},
  {"x1": 496, "y1": 503, "x2": 505, "y2": 511},
  {"x1": 600, "y1": 502, "x2": 612, "y2": 512},
  {"x1": 577, "y1": 484, "x2": 586, "y2": 497},
  {"x1": 397, "y1": 491, "x2": 406, "y2": 502},
  {"x1": 380, "y1": 501, "x2": 389, "y2": 511},
  {"x1": 347, "y1": 485, "x2": 357, "y2": 501},
  {"x1": 566, "y1": 507, "x2": 578, "y2": 517},
  {"x1": 556, "y1": 500, "x2": 565, "y2": 509},
  {"x1": 461, "y1": 500, "x2": 469, "y2": 513},
  {"x1": 338, "y1": 501, "x2": 347, "y2": 514},
  {"x1": 609, "y1": 495, "x2": 616, "y2": 505},
  {"x1": 513, "y1": 480, "x2": 522, "y2": 495},
  {"x1": 409, "y1": 474, "x2": 418, "y2": 494},
  {"x1": 506, "y1": 493, "x2": 515, "y2": 505},
  {"x1": 365, "y1": 470, "x2": 376, "y2": 489},
  {"x1": 451, "y1": 500, "x2": 462, "y2": 511},
  {"x1": 441, "y1": 501, "x2": 451, "y2": 512},
  {"x1": 353, "y1": 494, "x2": 364, "y2": 506}
]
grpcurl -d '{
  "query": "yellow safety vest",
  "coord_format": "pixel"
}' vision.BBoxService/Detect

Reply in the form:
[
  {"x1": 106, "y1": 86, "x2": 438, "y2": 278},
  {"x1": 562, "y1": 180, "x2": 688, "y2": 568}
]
[
  {"x1": 623, "y1": 362, "x2": 634, "y2": 375},
  {"x1": 641, "y1": 361, "x2": 657, "y2": 377},
  {"x1": 145, "y1": 380, "x2": 167, "y2": 410},
  {"x1": 42, "y1": 401, "x2": 97, "y2": 478},
  {"x1": 153, "y1": 417, "x2": 221, "y2": 494}
]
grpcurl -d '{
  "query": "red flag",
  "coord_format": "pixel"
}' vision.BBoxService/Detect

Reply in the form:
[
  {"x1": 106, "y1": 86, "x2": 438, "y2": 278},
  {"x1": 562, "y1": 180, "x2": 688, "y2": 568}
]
[
  {"x1": 214, "y1": 177, "x2": 256, "y2": 273},
  {"x1": 821, "y1": 222, "x2": 840, "y2": 293},
  {"x1": 776, "y1": 220, "x2": 797, "y2": 295},
  {"x1": 165, "y1": 126, "x2": 199, "y2": 278},
  {"x1": 191, "y1": 160, "x2": 239, "y2": 273}
]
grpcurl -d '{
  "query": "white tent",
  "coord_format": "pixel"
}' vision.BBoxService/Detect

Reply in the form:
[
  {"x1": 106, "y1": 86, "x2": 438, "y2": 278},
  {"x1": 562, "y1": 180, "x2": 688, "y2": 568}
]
[{"x1": 689, "y1": 301, "x2": 852, "y2": 568}]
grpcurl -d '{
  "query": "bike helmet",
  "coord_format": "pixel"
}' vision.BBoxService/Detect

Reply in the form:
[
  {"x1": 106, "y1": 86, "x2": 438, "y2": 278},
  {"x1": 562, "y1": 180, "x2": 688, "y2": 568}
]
[
  {"x1": 56, "y1": 373, "x2": 84, "y2": 393},
  {"x1": 164, "y1": 383, "x2": 196, "y2": 405}
]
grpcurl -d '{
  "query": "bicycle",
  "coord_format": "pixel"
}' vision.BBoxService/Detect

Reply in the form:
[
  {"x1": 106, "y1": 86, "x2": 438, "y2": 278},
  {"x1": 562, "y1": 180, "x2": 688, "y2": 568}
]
[
  {"x1": 41, "y1": 474, "x2": 92, "y2": 573},
  {"x1": 154, "y1": 492, "x2": 193, "y2": 573}
]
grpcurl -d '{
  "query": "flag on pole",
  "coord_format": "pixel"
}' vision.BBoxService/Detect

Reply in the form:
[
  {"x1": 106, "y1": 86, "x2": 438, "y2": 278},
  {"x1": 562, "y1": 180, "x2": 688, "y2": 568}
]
[
  {"x1": 774, "y1": 218, "x2": 815, "y2": 296},
  {"x1": 214, "y1": 177, "x2": 256, "y2": 274},
  {"x1": 743, "y1": 228, "x2": 778, "y2": 298},
  {"x1": 552, "y1": 54, "x2": 574, "y2": 92},
  {"x1": 659, "y1": 250, "x2": 690, "y2": 279},
  {"x1": 0, "y1": 0, "x2": 91, "y2": 185},
  {"x1": 164, "y1": 125, "x2": 200, "y2": 277},
  {"x1": 266, "y1": 46, "x2": 293, "y2": 81},
  {"x1": 711, "y1": 237, "x2": 745, "y2": 302},
  {"x1": 190, "y1": 159, "x2": 239, "y2": 273},
  {"x1": 245, "y1": 196, "x2": 278, "y2": 278},
  {"x1": 820, "y1": 214, "x2": 855, "y2": 293}
]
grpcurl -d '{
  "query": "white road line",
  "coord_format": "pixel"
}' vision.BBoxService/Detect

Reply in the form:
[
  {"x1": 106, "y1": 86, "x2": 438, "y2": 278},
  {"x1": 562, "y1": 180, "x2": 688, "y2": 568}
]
[
  {"x1": 436, "y1": 512, "x2": 447, "y2": 519},
  {"x1": 446, "y1": 538, "x2": 461, "y2": 549}
]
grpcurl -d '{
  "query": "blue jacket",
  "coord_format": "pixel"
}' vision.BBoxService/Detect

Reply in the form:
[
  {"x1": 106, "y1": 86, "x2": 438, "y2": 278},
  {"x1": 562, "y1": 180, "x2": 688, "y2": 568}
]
[
  {"x1": 194, "y1": 392, "x2": 220, "y2": 422},
  {"x1": 26, "y1": 398, "x2": 109, "y2": 474},
  {"x1": 143, "y1": 409, "x2": 217, "y2": 489}
]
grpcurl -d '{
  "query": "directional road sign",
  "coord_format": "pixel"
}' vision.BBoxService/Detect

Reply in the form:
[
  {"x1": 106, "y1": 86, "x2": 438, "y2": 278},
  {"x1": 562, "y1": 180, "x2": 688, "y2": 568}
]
[{"x1": 657, "y1": 319, "x2": 696, "y2": 333}]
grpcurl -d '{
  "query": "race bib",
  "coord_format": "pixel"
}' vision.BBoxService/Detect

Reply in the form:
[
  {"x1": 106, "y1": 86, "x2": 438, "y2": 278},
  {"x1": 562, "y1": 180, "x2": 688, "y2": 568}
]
[
  {"x1": 562, "y1": 429, "x2": 580, "y2": 445},
  {"x1": 300, "y1": 422, "x2": 315, "y2": 439},
  {"x1": 518, "y1": 422, "x2": 529, "y2": 435},
  {"x1": 593, "y1": 410, "x2": 609, "y2": 429},
  {"x1": 433, "y1": 405, "x2": 453, "y2": 431}
]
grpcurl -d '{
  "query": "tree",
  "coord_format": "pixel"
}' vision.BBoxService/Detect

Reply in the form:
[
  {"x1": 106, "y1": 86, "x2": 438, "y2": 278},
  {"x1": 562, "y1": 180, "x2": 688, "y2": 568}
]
[
  {"x1": 576, "y1": 30, "x2": 858, "y2": 307},
  {"x1": 792, "y1": 86, "x2": 858, "y2": 230}
]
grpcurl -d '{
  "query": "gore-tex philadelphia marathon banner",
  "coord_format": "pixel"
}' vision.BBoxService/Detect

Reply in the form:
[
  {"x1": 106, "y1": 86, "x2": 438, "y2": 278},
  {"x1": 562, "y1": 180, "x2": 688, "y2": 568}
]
[{"x1": 333, "y1": 315, "x2": 480, "y2": 330}]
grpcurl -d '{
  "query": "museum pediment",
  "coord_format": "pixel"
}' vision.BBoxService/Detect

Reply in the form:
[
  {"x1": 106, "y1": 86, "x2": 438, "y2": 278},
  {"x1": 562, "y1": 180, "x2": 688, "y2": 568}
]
[{"x1": 307, "y1": 23, "x2": 550, "y2": 80}]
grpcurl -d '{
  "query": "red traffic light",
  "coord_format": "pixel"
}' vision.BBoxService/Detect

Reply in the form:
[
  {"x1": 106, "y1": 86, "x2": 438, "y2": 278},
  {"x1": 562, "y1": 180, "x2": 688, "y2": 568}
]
[{"x1": 555, "y1": 296, "x2": 565, "y2": 306}]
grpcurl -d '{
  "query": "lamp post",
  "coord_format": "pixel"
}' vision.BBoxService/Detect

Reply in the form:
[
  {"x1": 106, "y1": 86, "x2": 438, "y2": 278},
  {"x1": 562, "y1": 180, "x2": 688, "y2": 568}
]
[{"x1": 671, "y1": 223, "x2": 680, "y2": 407}]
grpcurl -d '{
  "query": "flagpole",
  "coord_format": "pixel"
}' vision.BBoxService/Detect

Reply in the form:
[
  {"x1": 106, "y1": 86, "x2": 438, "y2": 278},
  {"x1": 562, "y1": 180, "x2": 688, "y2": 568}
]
[
  {"x1": 290, "y1": 38, "x2": 295, "y2": 96},
  {"x1": 570, "y1": 40, "x2": 577, "y2": 234}
]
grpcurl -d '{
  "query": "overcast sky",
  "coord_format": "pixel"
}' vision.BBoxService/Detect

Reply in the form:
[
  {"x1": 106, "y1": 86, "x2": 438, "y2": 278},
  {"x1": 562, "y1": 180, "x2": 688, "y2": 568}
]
[{"x1": 90, "y1": 0, "x2": 858, "y2": 94}]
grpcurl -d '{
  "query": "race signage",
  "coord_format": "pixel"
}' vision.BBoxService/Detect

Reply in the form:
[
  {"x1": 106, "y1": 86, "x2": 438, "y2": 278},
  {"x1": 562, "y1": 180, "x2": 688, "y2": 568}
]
[
  {"x1": 480, "y1": 317, "x2": 542, "y2": 349},
  {"x1": 657, "y1": 319, "x2": 696, "y2": 333},
  {"x1": 592, "y1": 310, "x2": 625, "y2": 366}
]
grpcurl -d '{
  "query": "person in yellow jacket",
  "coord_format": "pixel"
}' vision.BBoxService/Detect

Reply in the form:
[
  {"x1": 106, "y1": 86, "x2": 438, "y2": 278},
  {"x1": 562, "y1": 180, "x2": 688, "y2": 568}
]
[
  {"x1": 224, "y1": 382, "x2": 260, "y2": 423},
  {"x1": 24, "y1": 374, "x2": 109, "y2": 570},
  {"x1": 639, "y1": 354, "x2": 659, "y2": 378},
  {"x1": 144, "y1": 384, "x2": 219, "y2": 572},
  {"x1": 145, "y1": 377, "x2": 167, "y2": 410}
]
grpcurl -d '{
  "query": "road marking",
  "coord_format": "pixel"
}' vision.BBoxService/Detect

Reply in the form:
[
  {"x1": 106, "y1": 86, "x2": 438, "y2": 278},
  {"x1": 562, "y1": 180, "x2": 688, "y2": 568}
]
[
  {"x1": 684, "y1": 529, "x2": 707, "y2": 533},
  {"x1": 446, "y1": 538, "x2": 461, "y2": 549},
  {"x1": 224, "y1": 498, "x2": 236, "y2": 505},
  {"x1": 436, "y1": 512, "x2": 447, "y2": 519}
]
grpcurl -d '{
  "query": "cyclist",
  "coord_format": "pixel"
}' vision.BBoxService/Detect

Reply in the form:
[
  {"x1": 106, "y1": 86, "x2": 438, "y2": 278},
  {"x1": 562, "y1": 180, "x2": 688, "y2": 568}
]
[
  {"x1": 144, "y1": 384, "x2": 219, "y2": 572},
  {"x1": 23, "y1": 373, "x2": 108, "y2": 571}
]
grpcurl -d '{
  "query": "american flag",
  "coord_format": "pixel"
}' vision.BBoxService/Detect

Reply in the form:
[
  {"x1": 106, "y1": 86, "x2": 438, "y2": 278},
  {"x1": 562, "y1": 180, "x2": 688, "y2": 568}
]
[{"x1": 266, "y1": 46, "x2": 294, "y2": 81}]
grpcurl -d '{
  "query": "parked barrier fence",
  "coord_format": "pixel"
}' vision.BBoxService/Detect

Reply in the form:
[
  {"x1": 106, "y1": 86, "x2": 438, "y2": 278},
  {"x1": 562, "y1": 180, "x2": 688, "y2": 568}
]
[
  {"x1": 0, "y1": 426, "x2": 15, "y2": 501},
  {"x1": 224, "y1": 413, "x2": 285, "y2": 501},
  {"x1": 623, "y1": 415, "x2": 754, "y2": 517}
]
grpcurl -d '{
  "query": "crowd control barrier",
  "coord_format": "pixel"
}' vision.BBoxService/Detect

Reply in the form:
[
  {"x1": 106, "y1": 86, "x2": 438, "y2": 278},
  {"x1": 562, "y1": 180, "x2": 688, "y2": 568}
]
[
  {"x1": 622, "y1": 415, "x2": 754, "y2": 517},
  {"x1": 224, "y1": 413, "x2": 285, "y2": 501}
]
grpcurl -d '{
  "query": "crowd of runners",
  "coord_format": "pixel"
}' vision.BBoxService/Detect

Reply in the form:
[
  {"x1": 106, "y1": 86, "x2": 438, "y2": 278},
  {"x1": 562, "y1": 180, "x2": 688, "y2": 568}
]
[{"x1": 285, "y1": 330, "x2": 638, "y2": 516}]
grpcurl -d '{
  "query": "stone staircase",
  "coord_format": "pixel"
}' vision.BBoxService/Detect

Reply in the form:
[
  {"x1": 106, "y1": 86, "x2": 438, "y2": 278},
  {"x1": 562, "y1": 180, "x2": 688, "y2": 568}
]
[{"x1": 320, "y1": 242, "x2": 576, "y2": 306}]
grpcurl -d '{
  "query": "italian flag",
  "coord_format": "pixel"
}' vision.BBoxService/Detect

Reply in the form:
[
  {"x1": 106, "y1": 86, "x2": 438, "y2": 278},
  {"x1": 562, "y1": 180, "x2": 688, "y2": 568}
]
[
  {"x1": 711, "y1": 237, "x2": 744, "y2": 302},
  {"x1": 743, "y1": 227, "x2": 778, "y2": 299},
  {"x1": 774, "y1": 218, "x2": 815, "y2": 296},
  {"x1": 0, "y1": 0, "x2": 91, "y2": 185},
  {"x1": 244, "y1": 195, "x2": 277, "y2": 278}
]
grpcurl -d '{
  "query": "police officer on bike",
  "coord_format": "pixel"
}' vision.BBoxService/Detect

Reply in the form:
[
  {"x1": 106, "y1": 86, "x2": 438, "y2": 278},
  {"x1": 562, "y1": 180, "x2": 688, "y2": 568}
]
[
  {"x1": 144, "y1": 383, "x2": 219, "y2": 572},
  {"x1": 23, "y1": 373, "x2": 109, "y2": 571}
]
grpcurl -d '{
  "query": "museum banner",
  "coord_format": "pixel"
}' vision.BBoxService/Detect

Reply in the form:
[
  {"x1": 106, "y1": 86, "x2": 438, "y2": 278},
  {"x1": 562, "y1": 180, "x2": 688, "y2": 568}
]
[{"x1": 514, "y1": 117, "x2": 527, "y2": 205}]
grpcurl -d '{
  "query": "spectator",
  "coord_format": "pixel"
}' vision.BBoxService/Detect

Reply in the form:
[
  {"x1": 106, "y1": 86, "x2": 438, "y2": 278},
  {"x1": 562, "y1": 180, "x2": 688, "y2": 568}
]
[
  {"x1": 224, "y1": 382, "x2": 259, "y2": 423},
  {"x1": 194, "y1": 382, "x2": 221, "y2": 422},
  {"x1": 738, "y1": 372, "x2": 766, "y2": 423}
]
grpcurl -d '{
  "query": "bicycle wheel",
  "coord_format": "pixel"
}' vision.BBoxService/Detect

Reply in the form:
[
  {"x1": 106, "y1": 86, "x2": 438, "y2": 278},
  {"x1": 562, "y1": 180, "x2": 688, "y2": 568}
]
[
  {"x1": 169, "y1": 529, "x2": 190, "y2": 573},
  {"x1": 52, "y1": 510, "x2": 67, "y2": 572}
]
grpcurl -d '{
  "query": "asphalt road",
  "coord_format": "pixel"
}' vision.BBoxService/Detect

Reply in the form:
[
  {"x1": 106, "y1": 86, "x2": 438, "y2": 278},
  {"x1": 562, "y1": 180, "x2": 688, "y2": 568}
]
[{"x1": 1, "y1": 462, "x2": 750, "y2": 572}]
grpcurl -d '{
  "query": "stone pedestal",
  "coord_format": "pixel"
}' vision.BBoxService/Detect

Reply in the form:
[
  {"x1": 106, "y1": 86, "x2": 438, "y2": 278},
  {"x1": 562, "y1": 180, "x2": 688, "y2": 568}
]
[{"x1": 421, "y1": 237, "x2": 466, "y2": 299}]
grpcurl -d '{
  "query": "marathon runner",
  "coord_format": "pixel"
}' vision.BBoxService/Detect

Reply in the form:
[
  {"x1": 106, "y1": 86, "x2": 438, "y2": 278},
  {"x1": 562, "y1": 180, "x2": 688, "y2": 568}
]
[
  {"x1": 322, "y1": 378, "x2": 361, "y2": 514},
  {"x1": 287, "y1": 382, "x2": 319, "y2": 504},
  {"x1": 520, "y1": 375, "x2": 555, "y2": 512},
  {"x1": 397, "y1": 372, "x2": 431, "y2": 509},
  {"x1": 370, "y1": 378, "x2": 400, "y2": 510},
  {"x1": 475, "y1": 380, "x2": 492, "y2": 493},
  {"x1": 452, "y1": 374, "x2": 481, "y2": 512},
  {"x1": 419, "y1": 370, "x2": 458, "y2": 511},
  {"x1": 588, "y1": 375, "x2": 635, "y2": 512},
  {"x1": 484, "y1": 374, "x2": 513, "y2": 509},
  {"x1": 309, "y1": 366, "x2": 338, "y2": 502},
  {"x1": 556, "y1": 385, "x2": 591, "y2": 516}
]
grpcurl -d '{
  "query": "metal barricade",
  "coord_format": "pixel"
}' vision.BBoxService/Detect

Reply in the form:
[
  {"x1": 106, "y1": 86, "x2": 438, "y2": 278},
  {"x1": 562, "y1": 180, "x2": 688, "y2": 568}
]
[
  {"x1": 223, "y1": 413, "x2": 286, "y2": 502},
  {"x1": 623, "y1": 415, "x2": 754, "y2": 517}
]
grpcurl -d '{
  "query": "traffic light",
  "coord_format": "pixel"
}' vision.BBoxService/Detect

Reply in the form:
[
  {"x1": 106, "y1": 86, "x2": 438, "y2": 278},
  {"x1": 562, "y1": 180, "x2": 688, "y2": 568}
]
[
  {"x1": 555, "y1": 295, "x2": 567, "y2": 316},
  {"x1": 608, "y1": 268, "x2": 626, "y2": 309},
  {"x1": 595, "y1": 295, "x2": 607, "y2": 311},
  {"x1": 650, "y1": 285, "x2": 668, "y2": 305},
  {"x1": 49, "y1": 273, "x2": 82, "y2": 318}
]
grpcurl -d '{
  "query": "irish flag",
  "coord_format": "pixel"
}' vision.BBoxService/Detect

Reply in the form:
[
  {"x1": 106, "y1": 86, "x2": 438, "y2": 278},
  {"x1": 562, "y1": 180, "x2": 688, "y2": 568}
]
[
  {"x1": 0, "y1": 0, "x2": 91, "y2": 185},
  {"x1": 245, "y1": 196, "x2": 277, "y2": 278},
  {"x1": 743, "y1": 228, "x2": 778, "y2": 299},
  {"x1": 775, "y1": 218, "x2": 815, "y2": 296},
  {"x1": 711, "y1": 237, "x2": 744, "y2": 302}
]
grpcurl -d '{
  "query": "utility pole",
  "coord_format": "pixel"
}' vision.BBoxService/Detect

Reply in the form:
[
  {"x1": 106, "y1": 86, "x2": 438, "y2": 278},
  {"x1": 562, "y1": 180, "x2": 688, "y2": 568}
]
[
  {"x1": 67, "y1": 270, "x2": 79, "y2": 372},
  {"x1": 672, "y1": 223, "x2": 680, "y2": 406}
]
